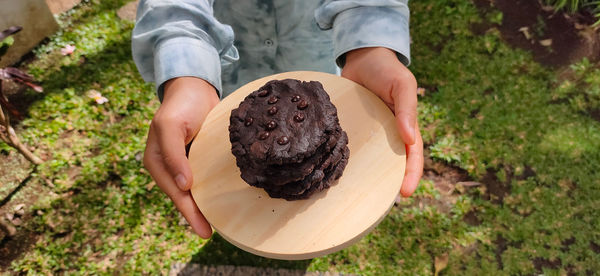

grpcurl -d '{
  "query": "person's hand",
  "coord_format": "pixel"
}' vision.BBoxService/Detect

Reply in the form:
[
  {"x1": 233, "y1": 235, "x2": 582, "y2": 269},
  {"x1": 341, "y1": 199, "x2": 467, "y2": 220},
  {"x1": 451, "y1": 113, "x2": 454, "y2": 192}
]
[
  {"x1": 143, "y1": 77, "x2": 219, "y2": 238},
  {"x1": 341, "y1": 47, "x2": 424, "y2": 197}
]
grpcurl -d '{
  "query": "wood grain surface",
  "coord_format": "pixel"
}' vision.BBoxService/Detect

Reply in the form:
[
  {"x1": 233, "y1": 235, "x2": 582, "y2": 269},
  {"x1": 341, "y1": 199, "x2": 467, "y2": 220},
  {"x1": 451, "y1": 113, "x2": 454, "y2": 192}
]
[{"x1": 189, "y1": 71, "x2": 406, "y2": 260}]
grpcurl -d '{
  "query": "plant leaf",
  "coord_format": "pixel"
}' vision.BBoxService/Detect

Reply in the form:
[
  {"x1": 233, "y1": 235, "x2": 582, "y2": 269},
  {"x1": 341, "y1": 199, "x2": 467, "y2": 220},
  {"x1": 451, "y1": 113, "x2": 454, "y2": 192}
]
[
  {"x1": 539, "y1": 39, "x2": 553, "y2": 46},
  {"x1": 4, "y1": 67, "x2": 35, "y2": 82}
]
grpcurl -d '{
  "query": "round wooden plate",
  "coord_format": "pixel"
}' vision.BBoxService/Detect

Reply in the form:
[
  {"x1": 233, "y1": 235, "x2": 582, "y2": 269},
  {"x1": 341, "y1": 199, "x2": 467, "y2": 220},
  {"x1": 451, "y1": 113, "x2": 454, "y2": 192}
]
[{"x1": 189, "y1": 71, "x2": 405, "y2": 260}]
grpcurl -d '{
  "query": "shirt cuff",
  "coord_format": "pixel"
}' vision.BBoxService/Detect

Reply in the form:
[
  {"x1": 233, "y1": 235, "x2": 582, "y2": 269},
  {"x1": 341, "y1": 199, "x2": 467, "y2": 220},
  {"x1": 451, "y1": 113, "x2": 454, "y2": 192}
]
[
  {"x1": 153, "y1": 37, "x2": 222, "y2": 100},
  {"x1": 332, "y1": 6, "x2": 411, "y2": 67}
]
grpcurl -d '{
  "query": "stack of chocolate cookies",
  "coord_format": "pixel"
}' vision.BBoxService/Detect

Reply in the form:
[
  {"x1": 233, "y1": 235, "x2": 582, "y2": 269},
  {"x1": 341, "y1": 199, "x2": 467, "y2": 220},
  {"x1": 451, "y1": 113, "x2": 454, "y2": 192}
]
[{"x1": 229, "y1": 79, "x2": 349, "y2": 200}]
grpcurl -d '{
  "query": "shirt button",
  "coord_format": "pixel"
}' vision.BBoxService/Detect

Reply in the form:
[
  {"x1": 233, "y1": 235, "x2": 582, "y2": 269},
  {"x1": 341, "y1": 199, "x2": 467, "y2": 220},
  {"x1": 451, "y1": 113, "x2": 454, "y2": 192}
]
[{"x1": 264, "y1": 39, "x2": 274, "y2": 47}]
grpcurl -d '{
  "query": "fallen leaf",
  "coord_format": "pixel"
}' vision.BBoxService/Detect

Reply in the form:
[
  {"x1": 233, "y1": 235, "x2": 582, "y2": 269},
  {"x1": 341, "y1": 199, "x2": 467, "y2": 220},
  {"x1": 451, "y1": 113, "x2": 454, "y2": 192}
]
[
  {"x1": 574, "y1": 23, "x2": 586, "y2": 30},
  {"x1": 146, "y1": 181, "x2": 156, "y2": 191},
  {"x1": 14, "y1": 203, "x2": 25, "y2": 211},
  {"x1": 518, "y1": 26, "x2": 532, "y2": 40},
  {"x1": 14, "y1": 204, "x2": 25, "y2": 216},
  {"x1": 60, "y1": 44, "x2": 76, "y2": 55},
  {"x1": 456, "y1": 181, "x2": 483, "y2": 194},
  {"x1": 541, "y1": 5, "x2": 555, "y2": 12},
  {"x1": 539, "y1": 39, "x2": 552, "y2": 47},
  {"x1": 457, "y1": 181, "x2": 482, "y2": 187},
  {"x1": 434, "y1": 253, "x2": 449, "y2": 276}
]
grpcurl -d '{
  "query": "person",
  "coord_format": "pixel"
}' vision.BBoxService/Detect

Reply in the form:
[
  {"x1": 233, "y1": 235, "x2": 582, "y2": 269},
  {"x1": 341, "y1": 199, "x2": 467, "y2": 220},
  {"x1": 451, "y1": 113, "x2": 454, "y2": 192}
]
[{"x1": 132, "y1": 0, "x2": 424, "y2": 239}]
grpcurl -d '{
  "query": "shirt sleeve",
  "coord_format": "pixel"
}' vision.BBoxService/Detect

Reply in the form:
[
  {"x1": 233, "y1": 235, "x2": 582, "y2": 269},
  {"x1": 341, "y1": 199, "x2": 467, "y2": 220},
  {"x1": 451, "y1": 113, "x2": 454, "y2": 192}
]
[
  {"x1": 314, "y1": 0, "x2": 411, "y2": 67},
  {"x1": 131, "y1": 0, "x2": 238, "y2": 99}
]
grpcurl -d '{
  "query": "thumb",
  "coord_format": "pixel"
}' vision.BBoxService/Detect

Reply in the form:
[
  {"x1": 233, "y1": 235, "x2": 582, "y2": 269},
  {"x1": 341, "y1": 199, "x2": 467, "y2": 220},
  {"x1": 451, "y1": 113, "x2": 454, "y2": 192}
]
[{"x1": 154, "y1": 118, "x2": 193, "y2": 191}]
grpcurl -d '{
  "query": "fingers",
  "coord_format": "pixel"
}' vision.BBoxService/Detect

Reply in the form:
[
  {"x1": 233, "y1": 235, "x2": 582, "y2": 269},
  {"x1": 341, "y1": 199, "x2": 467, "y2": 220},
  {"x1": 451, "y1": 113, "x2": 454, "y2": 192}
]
[
  {"x1": 391, "y1": 72, "x2": 418, "y2": 146},
  {"x1": 400, "y1": 123, "x2": 424, "y2": 197},
  {"x1": 144, "y1": 129, "x2": 213, "y2": 238},
  {"x1": 154, "y1": 77, "x2": 220, "y2": 191},
  {"x1": 152, "y1": 113, "x2": 193, "y2": 191}
]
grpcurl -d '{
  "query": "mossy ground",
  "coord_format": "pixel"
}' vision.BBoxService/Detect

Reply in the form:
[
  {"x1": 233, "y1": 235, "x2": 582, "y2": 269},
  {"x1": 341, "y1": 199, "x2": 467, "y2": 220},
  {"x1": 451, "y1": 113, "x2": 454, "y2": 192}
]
[{"x1": 1, "y1": 0, "x2": 599, "y2": 274}]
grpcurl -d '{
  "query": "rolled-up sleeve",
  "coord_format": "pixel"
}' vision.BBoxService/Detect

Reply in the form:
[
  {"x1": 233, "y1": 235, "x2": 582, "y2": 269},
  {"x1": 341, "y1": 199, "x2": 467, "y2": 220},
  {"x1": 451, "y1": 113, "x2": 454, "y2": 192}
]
[
  {"x1": 315, "y1": 0, "x2": 411, "y2": 67},
  {"x1": 132, "y1": 0, "x2": 237, "y2": 98}
]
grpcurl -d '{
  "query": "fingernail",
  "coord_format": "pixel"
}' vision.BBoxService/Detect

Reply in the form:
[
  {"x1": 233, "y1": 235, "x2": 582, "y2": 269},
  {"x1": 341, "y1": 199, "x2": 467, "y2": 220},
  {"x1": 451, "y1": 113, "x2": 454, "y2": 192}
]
[{"x1": 175, "y1": 174, "x2": 187, "y2": 190}]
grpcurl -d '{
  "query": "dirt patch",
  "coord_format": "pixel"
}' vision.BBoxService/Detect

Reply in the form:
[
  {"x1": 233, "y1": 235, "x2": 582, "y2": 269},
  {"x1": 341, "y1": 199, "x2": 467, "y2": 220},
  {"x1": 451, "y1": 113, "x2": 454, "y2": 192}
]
[
  {"x1": 0, "y1": 152, "x2": 36, "y2": 213},
  {"x1": 494, "y1": 235, "x2": 508, "y2": 270},
  {"x1": 475, "y1": 0, "x2": 600, "y2": 68},
  {"x1": 480, "y1": 168, "x2": 511, "y2": 204},
  {"x1": 462, "y1": 210, "x2": 482, "y2": 226},
  {"x1": 0, "y1": 216, "x2": 40, "y2": 270},
  {"x1": 0, "y1": 152, "x2": 48, "y2": 270},
  {"x1": 590, "y1": 109, "x2": 600, "y2": 123},
  {"x1": 591, "y1": 241, "x2": 600, "y2": 254},
  {"x1": 423, "y1": 155, "x2": 471, "y2": 194},
  {"x1": 399, "y1": 152, "x2": 476, "y2": 215},
  {"x1": 493, "y1": 235, "x2": 524, "y2": 270},
  {"x1": 561, "y1": 237, "x2": 576, "y2": 252},
  {"x1": 533, "y1": 257, "x2": 562, "y2": 271}
]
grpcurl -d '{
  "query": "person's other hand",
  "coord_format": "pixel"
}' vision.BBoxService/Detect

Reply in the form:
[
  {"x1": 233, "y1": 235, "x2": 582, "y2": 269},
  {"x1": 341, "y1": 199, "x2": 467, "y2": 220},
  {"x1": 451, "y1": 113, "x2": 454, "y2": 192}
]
[
  {"x1": 341, "y1": 47, "x2": 424, "y2": 197},
  {"x1": 143, "y1": 77, "x2": 219, "y2": 238}
]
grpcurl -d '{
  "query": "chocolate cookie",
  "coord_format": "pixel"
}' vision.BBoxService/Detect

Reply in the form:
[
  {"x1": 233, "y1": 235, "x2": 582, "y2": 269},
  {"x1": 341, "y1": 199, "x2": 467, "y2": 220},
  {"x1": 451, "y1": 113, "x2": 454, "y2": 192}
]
[
  {"x1": 229, "y1": 79, "x2": 340, "y2": 165},
  {"x1": 263, "y1": 132, "x2": 350, "y2": 200},
  {"x1": 229, "y1": 79, "x2": 350, "y2": 200},
  {"x1": 237, "y1": 127, "x2": 343, "y2": 186}
]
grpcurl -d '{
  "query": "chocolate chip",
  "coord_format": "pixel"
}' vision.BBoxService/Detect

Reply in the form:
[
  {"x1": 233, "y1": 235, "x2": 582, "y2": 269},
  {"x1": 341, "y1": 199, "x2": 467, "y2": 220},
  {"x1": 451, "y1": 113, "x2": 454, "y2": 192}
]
[
  {"x1": 277, "y1": 136, "x2": 289, "y2": 145},
  {"x1": 265, "y1": 120, "x2": 277, "y2": 130},
  {"x1": 291, "y1": 95, "x2": 300, "y2": 102},
  {"x1": 244, "y1": 117, "x2": 253, "y2": 126},
  {"x1": 268, "y1": 96, "x2": 278, "y2": 104},
  {"x1": 293, "y1": 113, "x2": 305, "y2": 122},
  {"x1": 258, "y1": 131, "x2": 270, "y2": 140},
  {"x1": 268, "y1": 106, "x2": 278, "y2": 115},
  {"x1": 297, "y1": 100, "x2": 308, "y2": 110},
  {"x1": 257, "y1": 90, "x2": 269, "y2": 97}
]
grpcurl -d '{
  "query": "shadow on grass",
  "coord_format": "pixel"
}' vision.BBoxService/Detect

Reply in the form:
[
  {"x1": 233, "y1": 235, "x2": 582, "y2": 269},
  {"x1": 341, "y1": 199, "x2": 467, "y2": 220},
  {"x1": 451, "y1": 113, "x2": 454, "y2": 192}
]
[
  {"x1": 11, "y1": 36, "x2": 136, "y2": 118},
  {"x1": 0, "y1": 168, "x2": 35, "y2": 208},
  {"x1": 188, "y1": 233, "x2": 312, "y2": 270},
  {"x1": 9, "y1": 2, "x2": 138, "y2": 121},
  {"x1": 1, "y1": 13, "x2": 149, "y2": 272}
]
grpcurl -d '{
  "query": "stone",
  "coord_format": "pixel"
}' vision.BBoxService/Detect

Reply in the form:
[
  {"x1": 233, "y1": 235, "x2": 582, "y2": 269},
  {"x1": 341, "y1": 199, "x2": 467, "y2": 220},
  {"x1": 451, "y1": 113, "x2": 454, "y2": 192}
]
[
  {"x1": 117, "y1": 1, "x2": 139, "y2": 22},
  {"x1": 45, "y1": 0, "x2": 81, "y2": 14},
  {"x1": 0, "y1": 0, "x2": 59, "y2": 67}
]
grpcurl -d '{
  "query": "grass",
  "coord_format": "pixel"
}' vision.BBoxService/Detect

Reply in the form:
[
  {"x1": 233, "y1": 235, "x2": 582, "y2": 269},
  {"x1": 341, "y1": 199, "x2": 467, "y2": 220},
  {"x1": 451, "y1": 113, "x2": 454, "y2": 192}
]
[
  {"x1": 542, "y1": 0, "x2": 600, "y2": 23},
  {"x1": 1, "y1": 0, "x2": 599, "y2": 274}
]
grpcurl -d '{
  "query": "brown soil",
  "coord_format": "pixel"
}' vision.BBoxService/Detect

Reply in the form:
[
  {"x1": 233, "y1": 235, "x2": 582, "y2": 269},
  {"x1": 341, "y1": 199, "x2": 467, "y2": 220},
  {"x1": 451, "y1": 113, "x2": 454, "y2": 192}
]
[
  {"x1": 0, "y1": 152, "x2": 43, "y2": 271},
  {"x1": 0, "y1": 224, "x2": 39, "y2": 269},
  {"x1": 475, "y1": 0, "x2": 600, "y2": 68},
  {"x1": 399, "y1": 151, "x2": 473, "y2": 215}
]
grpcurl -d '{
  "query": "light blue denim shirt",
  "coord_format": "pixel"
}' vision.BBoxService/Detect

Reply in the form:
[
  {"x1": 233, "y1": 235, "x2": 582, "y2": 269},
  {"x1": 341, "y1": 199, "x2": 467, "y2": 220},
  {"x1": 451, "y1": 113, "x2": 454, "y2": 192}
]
[{"x1": 132, "y1": 0, "x2": 410, "y2": 99}]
